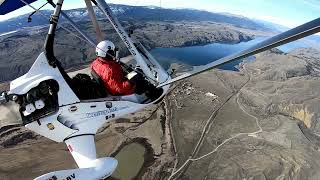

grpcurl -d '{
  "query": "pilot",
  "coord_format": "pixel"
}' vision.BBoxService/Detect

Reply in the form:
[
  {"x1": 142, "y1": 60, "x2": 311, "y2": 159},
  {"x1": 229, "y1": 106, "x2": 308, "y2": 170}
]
[{"x1": 91, "y1": 40, "x2": 136, "y2": 95}]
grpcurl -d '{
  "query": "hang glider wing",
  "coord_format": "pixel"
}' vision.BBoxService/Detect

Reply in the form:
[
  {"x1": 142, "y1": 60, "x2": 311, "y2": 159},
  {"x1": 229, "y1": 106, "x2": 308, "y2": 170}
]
[
  {"x1": 158, "y1": 17, "x2": 320, "y2": 87},
  {"x1": 0, "y1": 0, "x2": 38, "y2": 15}
]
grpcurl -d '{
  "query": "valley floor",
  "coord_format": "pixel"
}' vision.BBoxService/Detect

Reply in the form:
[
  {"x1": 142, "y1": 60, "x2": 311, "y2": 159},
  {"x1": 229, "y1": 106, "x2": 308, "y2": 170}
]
[{"x1": 1, "y1": 48, "x2": 320, "y2": 179}]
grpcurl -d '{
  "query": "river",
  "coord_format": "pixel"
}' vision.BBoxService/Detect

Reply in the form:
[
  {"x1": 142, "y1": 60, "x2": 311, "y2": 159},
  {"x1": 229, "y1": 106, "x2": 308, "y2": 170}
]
[{"x1": 151, "y1": 37, "x2": 318, "y2": 71}]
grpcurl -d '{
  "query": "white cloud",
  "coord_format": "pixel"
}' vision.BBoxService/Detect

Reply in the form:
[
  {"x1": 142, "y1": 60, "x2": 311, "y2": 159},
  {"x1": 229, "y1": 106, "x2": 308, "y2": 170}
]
[
  {"x1": 302, "y1": 0, "x2": 320, "y2": 9},
  {"x1": 256, "y1": 15, "x2": 297, "y2": 28}
]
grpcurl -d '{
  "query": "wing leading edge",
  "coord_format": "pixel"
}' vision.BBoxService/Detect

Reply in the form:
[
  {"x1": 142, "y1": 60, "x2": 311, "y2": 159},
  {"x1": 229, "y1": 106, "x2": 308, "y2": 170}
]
[
  {"x1": 158, "y1": 17, "x2": 320, "y2": 87},
  {"x1": 0, "y1": 0, "x2": 38, "y2": 15}
]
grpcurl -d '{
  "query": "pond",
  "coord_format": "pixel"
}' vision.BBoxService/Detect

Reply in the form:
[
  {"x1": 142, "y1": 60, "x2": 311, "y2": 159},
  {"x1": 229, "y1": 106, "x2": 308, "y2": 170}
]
[{"x1": 112, "y1": 142, "x2": 146, "y2": 180}]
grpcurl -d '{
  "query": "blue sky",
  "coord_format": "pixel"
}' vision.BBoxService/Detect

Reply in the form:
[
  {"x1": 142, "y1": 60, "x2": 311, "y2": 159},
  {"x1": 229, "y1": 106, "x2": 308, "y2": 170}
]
[{"x1": 0, "y1": 0, "x2": 319, "y2": 28}]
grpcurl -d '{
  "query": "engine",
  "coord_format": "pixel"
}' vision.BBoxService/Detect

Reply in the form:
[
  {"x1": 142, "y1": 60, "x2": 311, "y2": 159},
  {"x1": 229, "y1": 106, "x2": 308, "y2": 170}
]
[{"x1": 11, "y1": 80, "x2": 60, "y2": 125}]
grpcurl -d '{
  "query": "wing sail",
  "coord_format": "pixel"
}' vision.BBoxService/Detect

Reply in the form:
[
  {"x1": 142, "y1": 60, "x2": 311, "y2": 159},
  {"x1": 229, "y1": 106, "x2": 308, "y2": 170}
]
[
  {"x1": 158, "y1": 17, "x2": 320, "y2": 87},
  {"x1": 0, "y1": 0, "x2": 38, "y2": 15}
]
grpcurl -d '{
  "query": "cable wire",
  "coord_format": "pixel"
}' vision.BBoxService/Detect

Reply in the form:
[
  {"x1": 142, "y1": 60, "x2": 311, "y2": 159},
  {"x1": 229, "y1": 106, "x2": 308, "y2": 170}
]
[
  {"x1": 20, "y1": 0, "x2": 167, "y2": 85},
  {"x1": 20, "y1": 0, "x2": 94, "y2": 45}
]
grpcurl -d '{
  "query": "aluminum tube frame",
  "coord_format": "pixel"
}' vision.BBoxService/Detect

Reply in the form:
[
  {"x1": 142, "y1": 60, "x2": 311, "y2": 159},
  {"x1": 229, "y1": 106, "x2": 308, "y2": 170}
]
[
  {"x1": 46, "y1": 0, "x2": 97, "y2": 47},
  {"x1": 85, "y1": 0, "x2": 104, "y2": 42},
  {"x1": 47, "y1": 0, "x2": 63, "y2": 35},
  {"x1": 94, "y1": 0, "x2": 157, "y2": 83},
  {"x1": 60, "y1": 11, "x2": 97, "y2": 47}
]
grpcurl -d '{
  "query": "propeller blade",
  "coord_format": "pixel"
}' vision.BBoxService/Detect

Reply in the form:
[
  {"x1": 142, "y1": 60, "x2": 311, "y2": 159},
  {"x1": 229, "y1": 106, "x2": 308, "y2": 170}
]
[{"x1": 158, "y1": 17, "x2": 320, "y2": 87}]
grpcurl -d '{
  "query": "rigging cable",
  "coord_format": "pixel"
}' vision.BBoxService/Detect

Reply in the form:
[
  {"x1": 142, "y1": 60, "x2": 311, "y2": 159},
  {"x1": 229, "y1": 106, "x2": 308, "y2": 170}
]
[
  {"x1": 20, "y1": 0, "x2": 95, "y2": 47},
  {"x1": 21, "y1": 0, "x2": 122, "y2": 61},
  {"x1": 28, "y1": 1, "x2": 49, "y2": 22},
  {"x1": 20, "y1": 0, "x2": 130, "y2": 74},
  {"x1": 20, "y1": 0, "x2": 165, "y2": 84}
]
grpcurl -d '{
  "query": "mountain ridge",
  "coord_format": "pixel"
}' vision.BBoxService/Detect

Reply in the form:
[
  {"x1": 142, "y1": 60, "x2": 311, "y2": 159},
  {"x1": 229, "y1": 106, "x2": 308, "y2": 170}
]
[{"x1": 0, "y1": 4, "x2": 273, "y2": 34}]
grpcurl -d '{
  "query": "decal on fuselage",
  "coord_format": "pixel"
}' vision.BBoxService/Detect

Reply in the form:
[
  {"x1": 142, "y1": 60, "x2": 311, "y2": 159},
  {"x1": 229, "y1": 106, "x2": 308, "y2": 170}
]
[
  {"x1": 47, "y1": 123, "x2": 55, "y2": 130},
  {"x1": 45, "y1": 173, "x2": 75, "y2": 180},
  {"x1": 85, "y1": 106, "x2": 128, "y2": 119},
  {"x1": 67, "y1": 145, "x2": 73, "y2": 152},
  {"x1": 104, "y1": 7, "x2": 137, "y2": 56},
  {"x1": 63, "y1": 173, "x2": 75, "y2": 180},
  {"x1": 46, "y1": 175, "x2": 57, "y2": 180}
]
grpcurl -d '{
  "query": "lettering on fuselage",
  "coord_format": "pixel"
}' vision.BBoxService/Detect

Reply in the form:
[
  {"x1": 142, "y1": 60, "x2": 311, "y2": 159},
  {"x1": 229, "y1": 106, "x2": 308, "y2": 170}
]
[
  {"x1": 46, "y1": 175, "x2": 57, "y2": 180},
  {"x1": 63, "y1": 173, "x2": 75, "y2": 180},
  {"x1": 105, "y1": 7, "x2": 137, "y2": 56},
  {"x1": 85, "y1": 106, "x2": 128, "y2": 119},
  {"x1": 45, "y1": 173, "x2": 75, "y2": 180}
]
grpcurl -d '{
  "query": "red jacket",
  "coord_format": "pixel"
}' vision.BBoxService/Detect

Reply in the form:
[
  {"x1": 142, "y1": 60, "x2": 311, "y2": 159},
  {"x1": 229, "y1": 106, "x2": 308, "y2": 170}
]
[{"x1": 91, "y1": 57, "x2": 135, "y2": 95}]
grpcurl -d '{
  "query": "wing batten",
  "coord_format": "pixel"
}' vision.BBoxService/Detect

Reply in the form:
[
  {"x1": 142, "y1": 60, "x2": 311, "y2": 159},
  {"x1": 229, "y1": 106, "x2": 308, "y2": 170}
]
[{"x1": 158, "y1": 17, "x2": 320, "y2": 87}]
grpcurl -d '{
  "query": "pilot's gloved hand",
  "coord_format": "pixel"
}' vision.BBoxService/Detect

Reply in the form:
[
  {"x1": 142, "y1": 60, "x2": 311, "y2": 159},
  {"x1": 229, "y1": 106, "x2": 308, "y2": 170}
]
[
  {"x1": 126, "y1": 71, "x2": 139, "y2": 83},
  {"x1": 126, "y1": 71, "x2": 149, "y2": 94},
  {"x1": 127, "y1": 71, "x2": 146, "y2": 85}
]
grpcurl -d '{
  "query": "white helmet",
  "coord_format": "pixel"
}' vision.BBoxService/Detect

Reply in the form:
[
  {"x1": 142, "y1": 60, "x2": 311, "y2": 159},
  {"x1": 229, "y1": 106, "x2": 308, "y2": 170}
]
[{"x1": 96, "y1": 40, "x2": 116, "y2": 58}]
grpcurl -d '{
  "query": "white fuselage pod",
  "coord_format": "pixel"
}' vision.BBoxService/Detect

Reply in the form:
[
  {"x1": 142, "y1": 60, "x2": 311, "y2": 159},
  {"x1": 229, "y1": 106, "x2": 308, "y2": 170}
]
[
  {"x1": 8, "y1": 51, "x2": 170, "y2": 180},
  {"x1": 9, "y1": 52, "x2": 169, "y2": 142},
  {"x1": 34, "y1": 157, "x2": 118, "y2": 180},
  {"x1": 10, "y1": 52, "x2": 80, "y2": 106},
  {"x1": 25, "y1": 98, "x2": 149, "y2": 142}
]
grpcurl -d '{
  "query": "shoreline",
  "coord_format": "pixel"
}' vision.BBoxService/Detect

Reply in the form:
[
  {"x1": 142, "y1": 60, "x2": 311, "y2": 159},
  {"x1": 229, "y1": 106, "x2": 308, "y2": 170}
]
[{"x1": 0, "y1": 36, "x2": 254, "y2": 84}]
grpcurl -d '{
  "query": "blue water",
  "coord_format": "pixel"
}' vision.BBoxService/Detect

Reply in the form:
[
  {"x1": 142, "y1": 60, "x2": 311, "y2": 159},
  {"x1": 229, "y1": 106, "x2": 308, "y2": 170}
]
[{"x1": 151, "y1": 37, "x2": 316, "y2": 71}]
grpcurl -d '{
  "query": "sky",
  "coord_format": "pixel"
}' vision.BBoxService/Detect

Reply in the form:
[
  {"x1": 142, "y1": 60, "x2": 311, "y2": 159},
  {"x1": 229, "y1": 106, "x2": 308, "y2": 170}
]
[{"x1": 0, "y1": 0, "x2": 320, "y2": 28}]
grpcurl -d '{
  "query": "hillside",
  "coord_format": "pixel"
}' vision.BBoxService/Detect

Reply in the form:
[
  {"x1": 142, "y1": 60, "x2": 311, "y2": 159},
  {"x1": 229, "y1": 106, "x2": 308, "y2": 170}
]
[
  {"x1": 1, "y1": 4, "x2": 320, "y2": 180},
  {"x1": 0, "y1": 4, "x2": 272, "y2": 34},
  {"x1": 163, "y1": 47, "x2": 320, "y2": 179},
  {"x1": 0, "y1": 4, "x2": 281, "y2": 83},
  {"x1": 1, "y1": 48, "x2": 320, "y2": 179},
  {"x1": 0, "y1": 18, "x2": 273, "y2": 83}
]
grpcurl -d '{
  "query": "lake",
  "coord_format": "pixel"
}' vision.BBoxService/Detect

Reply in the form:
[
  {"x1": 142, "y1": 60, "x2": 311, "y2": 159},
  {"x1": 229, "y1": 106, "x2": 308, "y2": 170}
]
[{"x1": 151, "y1": 37, "x2": 317, "y2": 71}]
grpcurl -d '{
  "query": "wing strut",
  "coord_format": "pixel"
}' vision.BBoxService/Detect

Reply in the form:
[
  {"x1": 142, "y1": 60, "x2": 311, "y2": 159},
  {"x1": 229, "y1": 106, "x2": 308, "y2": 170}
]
[
  {"x1": 85, "y1": 0, "x2": 104, "y2": 42},
  {"x1": 158, "y1": 17, "x2": 320, "y2": 87},
  {"x1": 94, "y1": 0, "x2": 158, "y2": 83}
]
